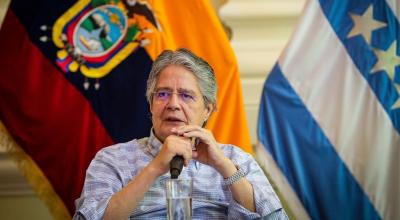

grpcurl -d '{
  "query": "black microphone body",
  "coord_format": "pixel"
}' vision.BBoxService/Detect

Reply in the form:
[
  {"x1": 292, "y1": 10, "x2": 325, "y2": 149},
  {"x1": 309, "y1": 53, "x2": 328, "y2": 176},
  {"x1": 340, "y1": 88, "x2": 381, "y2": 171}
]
[{"x1": 170, "y1": 155, "x2": 184, "y2": 179}]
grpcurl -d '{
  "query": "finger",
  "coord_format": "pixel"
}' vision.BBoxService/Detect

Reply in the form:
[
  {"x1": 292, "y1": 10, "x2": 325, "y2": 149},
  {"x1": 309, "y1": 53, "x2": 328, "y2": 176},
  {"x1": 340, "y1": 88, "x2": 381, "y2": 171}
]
[
  {"x1": 184, "y1": 134, "x2": 210, "y2": 150},
  {"x1": 173, "y1": 139, "x2": 193, "y2": 166},
  {"x1": 191, "y1": 138, "x2": 198, "y2": 150},
  {"x1": 165, "y1": 136, "x2": 190, "y2": 153},
  {"x1": 172, "y1": 139, "x2": 191, "y2": 152},
  {"x1": 172, "y1": 129, "x2": 200, "y2": 150},
  {"x1": 181, "y1": 143, "x2": 193, "y2": 166},
  {"x1": 176, "y1": 125, "x2": 203, "y2": 135},
  {"x1": 181, "y1": 130, "x2": 212, "y2": 145},
  {"x1": 167, "y1": 135, "x2": 191, "y2": 148}
]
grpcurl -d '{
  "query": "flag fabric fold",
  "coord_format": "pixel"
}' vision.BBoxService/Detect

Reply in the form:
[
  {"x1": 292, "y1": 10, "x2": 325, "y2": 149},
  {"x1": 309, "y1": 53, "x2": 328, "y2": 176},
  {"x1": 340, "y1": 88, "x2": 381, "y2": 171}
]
[
  {"x1": 257, "y1": 0, "x2": 399, "y2": 219},
  {"x1": 0, "y1": 0, "x2": 251, "y2": 218}
]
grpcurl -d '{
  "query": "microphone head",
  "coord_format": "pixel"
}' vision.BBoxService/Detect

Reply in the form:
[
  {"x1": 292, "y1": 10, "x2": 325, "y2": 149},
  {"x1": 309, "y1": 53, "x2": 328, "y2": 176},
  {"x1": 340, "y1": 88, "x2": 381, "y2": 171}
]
[
  {"x1": 170, "y1": 168, "x2": 180, "y2": 179},
  {"x1": 170, "y1": 155, "x2": 184, "y2": 179}
]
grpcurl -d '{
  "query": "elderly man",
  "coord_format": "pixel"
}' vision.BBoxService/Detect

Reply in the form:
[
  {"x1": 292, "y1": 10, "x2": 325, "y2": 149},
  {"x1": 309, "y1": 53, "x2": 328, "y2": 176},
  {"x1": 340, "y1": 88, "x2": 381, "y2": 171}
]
[{"x1": 73, "y1": 48, "x2": 287, "y2": 219}]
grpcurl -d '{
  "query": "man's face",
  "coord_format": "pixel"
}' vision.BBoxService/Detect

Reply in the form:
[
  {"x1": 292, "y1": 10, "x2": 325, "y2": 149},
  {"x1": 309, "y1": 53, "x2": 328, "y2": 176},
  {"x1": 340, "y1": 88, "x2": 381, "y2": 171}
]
[{"x1": 150, "y1": 65, "x2": 212, "y2": 142}]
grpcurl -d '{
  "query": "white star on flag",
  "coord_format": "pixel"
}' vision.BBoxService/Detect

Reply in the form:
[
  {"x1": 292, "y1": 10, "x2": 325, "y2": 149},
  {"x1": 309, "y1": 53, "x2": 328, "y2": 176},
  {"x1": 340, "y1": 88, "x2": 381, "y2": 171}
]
[
  {"x1": 347, "y1": 5, "x2": 387, "y2": 44},
  {"x1": 371, "y1": 41, "x2": 400, "y2": 80},
  {"x1": 371, "y1": 41, "x2": 400, "y2": 109}
]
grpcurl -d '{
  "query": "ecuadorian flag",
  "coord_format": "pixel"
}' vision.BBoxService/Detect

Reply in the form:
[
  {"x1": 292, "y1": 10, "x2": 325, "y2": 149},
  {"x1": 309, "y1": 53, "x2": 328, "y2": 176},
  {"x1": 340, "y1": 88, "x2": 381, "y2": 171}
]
[
  {"x1": 0, "y1": 0, "x2": 251, "y2": 218},
  {"x1": 257, "y1": 0, "x2": 399, "y2": 219}
]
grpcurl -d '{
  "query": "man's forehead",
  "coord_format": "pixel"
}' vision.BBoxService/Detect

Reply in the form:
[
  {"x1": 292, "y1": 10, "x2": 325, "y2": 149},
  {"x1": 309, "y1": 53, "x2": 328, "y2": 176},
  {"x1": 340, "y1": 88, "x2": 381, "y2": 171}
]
[{"x1": 154, "y1": 68, "x2": 201, "y2": 94}]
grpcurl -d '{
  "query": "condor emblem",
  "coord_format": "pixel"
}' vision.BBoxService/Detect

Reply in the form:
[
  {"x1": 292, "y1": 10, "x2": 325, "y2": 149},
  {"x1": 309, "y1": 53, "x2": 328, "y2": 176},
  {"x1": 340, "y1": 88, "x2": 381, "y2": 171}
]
[{"x1": 51, "y1": 0, "x2": 160, "y2": 89}]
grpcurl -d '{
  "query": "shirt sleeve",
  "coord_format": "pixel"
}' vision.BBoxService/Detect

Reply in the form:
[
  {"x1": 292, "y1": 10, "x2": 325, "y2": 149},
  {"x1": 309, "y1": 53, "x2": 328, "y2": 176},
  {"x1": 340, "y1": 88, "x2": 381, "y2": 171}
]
[
  {"x1": 73, "y1": 146, "x2": 126, "y2": 220},
  {"x1": 225, "y1": 147, "x2": 288, "y2": 219}
]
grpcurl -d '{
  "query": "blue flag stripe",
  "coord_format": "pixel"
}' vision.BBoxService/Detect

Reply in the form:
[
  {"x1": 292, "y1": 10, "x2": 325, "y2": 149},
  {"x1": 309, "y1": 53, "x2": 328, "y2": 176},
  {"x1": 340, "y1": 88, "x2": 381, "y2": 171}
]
[
  {"x1": 255, "y1": 143, "x2": 310, "y2": 219},
  {"x1": 386, "y1": 1, "x2": 399, "y2": 21},
  {"x1": 258, "y1": 64, "x2": 381, "y2": 220}
]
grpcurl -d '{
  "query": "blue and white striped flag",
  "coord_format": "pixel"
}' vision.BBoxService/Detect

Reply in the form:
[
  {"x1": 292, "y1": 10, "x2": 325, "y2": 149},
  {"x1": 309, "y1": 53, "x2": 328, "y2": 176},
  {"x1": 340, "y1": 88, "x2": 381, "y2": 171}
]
[{"x1": 257, "y1": 0, "x2": 399, "y2": 219}]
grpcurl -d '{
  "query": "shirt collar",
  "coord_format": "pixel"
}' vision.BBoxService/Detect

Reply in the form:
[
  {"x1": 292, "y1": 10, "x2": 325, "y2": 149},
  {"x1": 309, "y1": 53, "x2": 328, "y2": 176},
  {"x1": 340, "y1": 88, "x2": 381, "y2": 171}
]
[{"x1": 147, "y1": 128, "x2": 163, "y2": 157}]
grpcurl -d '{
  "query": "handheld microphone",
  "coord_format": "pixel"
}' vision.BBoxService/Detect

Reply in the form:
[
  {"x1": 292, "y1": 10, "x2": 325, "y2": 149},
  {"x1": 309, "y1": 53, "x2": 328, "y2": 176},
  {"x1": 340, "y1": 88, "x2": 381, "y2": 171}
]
[{"x1": 170, "y1": 155, "x2": 184, "y2": 179}]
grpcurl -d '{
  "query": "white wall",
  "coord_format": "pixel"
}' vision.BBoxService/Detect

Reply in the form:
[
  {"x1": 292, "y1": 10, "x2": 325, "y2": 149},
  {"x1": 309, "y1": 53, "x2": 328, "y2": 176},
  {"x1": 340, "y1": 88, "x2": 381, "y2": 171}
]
[{"x1": 220, "y1": 0, "x2": 305, "y2": 144}]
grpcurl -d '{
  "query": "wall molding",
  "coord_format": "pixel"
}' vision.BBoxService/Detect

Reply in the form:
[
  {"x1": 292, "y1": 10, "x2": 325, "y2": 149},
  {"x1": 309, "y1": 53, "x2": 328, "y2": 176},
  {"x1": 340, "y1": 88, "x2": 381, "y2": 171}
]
[{"x1": 0, "y1": 150, "x2": 34, "y2": 196}]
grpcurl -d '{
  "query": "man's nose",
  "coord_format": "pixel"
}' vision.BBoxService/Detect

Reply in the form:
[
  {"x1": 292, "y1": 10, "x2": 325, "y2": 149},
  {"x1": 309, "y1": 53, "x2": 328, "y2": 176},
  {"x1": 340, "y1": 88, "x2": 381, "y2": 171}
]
[{"x1": 166, "y1": 93, "x2": 181, "y2": 110}]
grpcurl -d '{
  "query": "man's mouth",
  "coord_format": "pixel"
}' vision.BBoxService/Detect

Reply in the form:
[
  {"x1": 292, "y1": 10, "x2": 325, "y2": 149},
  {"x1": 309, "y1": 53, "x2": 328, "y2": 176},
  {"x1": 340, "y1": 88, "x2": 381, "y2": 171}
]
[{"x1": 164, "y1": 116, "x2": 185, "y2": 123}]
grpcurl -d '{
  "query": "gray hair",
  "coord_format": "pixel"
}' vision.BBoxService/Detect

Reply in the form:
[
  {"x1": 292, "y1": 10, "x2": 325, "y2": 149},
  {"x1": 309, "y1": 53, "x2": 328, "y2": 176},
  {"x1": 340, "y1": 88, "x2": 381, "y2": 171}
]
[{"x1": 146, "y1": 48, "x2": 217, "y2": 110}]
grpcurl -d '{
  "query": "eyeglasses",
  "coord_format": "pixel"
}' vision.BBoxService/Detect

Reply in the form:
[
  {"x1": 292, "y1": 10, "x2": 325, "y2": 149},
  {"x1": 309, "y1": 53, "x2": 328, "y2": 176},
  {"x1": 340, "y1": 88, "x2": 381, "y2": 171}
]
[{"x1": 152, "y1": 90, "x2": 197, "y2": 103}]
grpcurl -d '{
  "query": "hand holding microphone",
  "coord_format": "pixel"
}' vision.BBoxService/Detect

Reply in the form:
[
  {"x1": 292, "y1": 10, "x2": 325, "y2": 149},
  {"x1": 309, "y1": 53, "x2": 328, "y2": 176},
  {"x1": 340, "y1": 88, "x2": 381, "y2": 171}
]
[
  {"x1": 169, "y1": 136, "x2": 198, "y2": 179},
  {"x1": 149, "y1": 133, "x2": 193, "y2": 179}
]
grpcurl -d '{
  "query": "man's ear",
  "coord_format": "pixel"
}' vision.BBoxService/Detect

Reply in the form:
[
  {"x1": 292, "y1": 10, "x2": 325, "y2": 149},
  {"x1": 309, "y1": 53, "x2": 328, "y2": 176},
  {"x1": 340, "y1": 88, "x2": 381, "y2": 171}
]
[
  {"x1": 204, "y1": 103, "x2": 214, "y2": 120},
  {"x1": 201, "y1": 104, "x2": 214, "y2": 128}
]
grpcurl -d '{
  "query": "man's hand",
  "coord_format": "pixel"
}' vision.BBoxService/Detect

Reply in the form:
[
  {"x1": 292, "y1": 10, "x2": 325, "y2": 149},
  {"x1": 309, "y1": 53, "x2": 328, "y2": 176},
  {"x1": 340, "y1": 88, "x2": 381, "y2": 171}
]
[
  {"x1": 173, "y1": 125, "x2": 256, "y2": 212},
  {"x1": 173, "y1": 125, "x2": 234, "y2": 176},
  {"x1": 149, "y1": 135, "x2": 193, "y2": 177}
]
